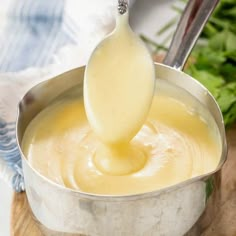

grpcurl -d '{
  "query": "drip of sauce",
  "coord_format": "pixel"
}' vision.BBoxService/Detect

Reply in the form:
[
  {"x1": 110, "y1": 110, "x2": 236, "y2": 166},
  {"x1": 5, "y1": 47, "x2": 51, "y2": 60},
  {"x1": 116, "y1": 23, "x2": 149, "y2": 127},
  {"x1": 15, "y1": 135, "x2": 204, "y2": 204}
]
[
  {"x1": 22, "y1": 81, "x2": 221, "y2": 195},
  {"x1": 84, "y1": 12, "x2": 155, "y2": 175}
]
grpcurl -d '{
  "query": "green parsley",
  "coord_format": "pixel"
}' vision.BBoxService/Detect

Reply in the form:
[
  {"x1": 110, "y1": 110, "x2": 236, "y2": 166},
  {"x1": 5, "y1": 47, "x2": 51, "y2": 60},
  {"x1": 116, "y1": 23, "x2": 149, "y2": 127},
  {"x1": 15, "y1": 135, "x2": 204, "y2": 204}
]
[{"x1": 142, "y1": 0, "x2": 236, "y2": 127}]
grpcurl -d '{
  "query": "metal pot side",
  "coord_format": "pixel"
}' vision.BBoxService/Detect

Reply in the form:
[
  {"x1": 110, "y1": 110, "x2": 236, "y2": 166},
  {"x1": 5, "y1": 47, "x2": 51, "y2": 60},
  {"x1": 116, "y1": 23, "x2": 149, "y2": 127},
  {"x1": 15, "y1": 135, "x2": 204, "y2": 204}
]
[{"x1": 16, "y1": 64, "x2": 227, "y2": 236}]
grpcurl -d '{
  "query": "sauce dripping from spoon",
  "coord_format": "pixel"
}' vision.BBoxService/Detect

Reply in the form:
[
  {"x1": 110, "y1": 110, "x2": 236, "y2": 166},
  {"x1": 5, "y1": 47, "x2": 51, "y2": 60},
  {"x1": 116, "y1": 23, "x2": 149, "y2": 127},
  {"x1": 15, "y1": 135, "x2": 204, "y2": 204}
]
[{"x1": 84, "y1": 0, "x2": 155, "y2": 175}]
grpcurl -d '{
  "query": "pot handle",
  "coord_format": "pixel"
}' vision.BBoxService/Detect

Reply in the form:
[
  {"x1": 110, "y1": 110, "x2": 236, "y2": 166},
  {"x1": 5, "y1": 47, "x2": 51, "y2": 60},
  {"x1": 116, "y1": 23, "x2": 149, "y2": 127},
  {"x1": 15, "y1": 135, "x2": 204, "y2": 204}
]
[{"x1": 163, "y1": 0, "x2": 219, "y2": 71}]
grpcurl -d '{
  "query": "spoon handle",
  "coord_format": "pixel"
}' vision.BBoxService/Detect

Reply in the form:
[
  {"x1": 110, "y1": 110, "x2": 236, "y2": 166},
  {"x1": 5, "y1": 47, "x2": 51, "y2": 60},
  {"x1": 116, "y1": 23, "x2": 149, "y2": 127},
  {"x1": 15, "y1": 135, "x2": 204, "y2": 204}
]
[
  {"x1": 118, "y1": 0, "x2": 128, "y2": 15},
  {"x1": 163, "y1": 0, "x2": 219, "y2": 70}
]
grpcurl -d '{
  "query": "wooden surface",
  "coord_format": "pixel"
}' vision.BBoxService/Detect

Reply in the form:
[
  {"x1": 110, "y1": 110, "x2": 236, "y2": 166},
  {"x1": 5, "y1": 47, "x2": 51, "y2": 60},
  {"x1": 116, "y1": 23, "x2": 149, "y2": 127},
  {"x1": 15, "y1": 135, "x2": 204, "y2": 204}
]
[
  {"x1": 11, "y1": 192, "x2": 43, "y2": 236},
  {"x1": 11, "y1": 125, "x2": 236, "y2": 236}
]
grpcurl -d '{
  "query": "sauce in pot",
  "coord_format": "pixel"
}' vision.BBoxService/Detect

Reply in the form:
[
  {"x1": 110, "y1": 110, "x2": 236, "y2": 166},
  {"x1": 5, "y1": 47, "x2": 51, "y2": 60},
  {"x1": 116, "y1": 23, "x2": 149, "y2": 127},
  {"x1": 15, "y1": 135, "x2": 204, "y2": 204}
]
[{"x1": 22, "y1": 80, "x2": 221, "y2": 195}]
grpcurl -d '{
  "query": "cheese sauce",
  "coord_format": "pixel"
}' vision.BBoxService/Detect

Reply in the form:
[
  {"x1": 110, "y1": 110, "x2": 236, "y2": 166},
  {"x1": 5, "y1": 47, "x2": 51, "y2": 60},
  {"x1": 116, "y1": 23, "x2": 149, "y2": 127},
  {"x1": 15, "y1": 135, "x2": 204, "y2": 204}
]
[{"x1": 22, "y1": 81, "x2": 221, "y2": 195}]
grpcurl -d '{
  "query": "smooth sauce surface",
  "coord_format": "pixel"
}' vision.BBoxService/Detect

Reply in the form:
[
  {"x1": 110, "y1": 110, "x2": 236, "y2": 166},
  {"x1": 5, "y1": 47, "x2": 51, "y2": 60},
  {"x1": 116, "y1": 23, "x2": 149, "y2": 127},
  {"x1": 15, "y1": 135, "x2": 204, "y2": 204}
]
[{"x1": 22, "y1": 82, "x2": 221, "y2": 195}]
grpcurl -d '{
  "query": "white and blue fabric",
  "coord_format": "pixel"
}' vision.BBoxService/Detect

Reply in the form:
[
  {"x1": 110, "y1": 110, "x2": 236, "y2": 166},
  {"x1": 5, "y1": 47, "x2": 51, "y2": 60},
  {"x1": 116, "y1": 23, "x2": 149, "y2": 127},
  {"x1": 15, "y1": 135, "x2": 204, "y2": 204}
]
[{"x1": 0, "y1": 0, "x2": 118, "y2": 192}]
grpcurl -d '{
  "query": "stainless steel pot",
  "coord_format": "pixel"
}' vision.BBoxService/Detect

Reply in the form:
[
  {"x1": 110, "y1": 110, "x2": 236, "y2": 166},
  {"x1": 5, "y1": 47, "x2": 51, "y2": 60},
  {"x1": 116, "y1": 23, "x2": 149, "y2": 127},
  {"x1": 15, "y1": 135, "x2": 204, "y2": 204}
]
[{"x1": 16, "y1": 0, "x2": 226, "y2": 235}]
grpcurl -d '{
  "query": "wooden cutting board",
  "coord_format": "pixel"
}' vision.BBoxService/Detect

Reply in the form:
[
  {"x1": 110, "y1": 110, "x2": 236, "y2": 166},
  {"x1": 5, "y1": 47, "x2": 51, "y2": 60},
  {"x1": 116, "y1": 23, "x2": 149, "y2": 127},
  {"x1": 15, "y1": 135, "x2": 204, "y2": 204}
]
[{"x1": 11, "y1": 125, "x2": 236, "y2": 236}]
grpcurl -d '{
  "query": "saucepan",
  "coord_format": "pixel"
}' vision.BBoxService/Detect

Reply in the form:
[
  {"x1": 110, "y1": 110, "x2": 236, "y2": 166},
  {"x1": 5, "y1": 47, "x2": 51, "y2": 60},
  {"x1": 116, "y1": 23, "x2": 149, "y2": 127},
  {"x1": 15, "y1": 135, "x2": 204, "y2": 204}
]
[{"x1": 16, "y1": 0, "x2": 226, "y2": 235}]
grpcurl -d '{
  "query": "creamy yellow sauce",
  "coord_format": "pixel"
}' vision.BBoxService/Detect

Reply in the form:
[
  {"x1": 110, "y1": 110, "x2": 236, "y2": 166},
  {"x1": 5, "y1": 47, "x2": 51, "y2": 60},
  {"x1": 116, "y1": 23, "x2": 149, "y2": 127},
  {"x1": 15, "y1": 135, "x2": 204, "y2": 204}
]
[
  {"x1": 84, "y1": 12, "x2": 155, "y2": 175},
  {"x1": 22, "y1": 81, "x2": 221, "y2": 195}
]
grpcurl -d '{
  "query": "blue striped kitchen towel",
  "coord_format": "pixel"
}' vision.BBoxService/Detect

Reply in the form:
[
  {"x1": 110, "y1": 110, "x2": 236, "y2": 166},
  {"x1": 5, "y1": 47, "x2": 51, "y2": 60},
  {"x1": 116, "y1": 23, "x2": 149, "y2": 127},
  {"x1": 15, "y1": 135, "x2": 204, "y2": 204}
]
[{"x1": 0, "y1": 0, "x2": 117, "y2": 192}]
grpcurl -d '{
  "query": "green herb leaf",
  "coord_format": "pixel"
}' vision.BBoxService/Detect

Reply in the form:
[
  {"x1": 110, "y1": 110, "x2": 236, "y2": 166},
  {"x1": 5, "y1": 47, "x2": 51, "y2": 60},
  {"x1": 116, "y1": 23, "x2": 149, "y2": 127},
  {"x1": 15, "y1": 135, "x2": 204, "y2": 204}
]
[
  {"x1": 224, "y1": 103, "x2": 236, "y2": 127},
  {"x1": 226, "y1": 31, "x2": 236, "y2": 51},
  {"x1": 216, "y1": 86, "x2": 236, "y2": 112},
  {"x1": 209, "y1": 31, "x2": 226, "y2": 51},
  {"x1": 187, "y1": 67, "x2": 225, "y2": 98}
]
